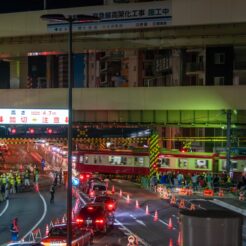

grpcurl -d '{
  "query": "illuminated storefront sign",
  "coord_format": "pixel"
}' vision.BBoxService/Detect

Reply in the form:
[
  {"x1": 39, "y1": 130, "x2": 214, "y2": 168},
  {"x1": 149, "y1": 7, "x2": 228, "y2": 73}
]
[
  {"x1": 47, "y1": 0, "x2": 172, "y2": 33},
  {"x1": 0, "y1": 109, "x2": 68, "y2": 125}
]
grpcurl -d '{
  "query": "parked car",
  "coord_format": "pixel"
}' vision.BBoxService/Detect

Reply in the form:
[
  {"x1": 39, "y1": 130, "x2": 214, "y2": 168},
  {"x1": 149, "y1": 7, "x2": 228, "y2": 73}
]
[
  {"x1": 0, "y1": 143, "x2": 8, "y2": 152},
  {"x1": 76, "y1": 203, "x2": 114, "y2": 233},
  {"x1": 91, "y1": 195, "x2": 117, "y2": 212},
  {"x1": 41, "y1": 223, "x2": 93, "y2": 246}
]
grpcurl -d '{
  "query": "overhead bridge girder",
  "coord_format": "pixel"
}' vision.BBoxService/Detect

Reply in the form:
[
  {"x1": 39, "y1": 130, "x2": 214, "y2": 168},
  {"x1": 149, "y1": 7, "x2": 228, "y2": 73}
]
[{"x1": 73, "y1": 110, "x2": 245, "y2": 128}]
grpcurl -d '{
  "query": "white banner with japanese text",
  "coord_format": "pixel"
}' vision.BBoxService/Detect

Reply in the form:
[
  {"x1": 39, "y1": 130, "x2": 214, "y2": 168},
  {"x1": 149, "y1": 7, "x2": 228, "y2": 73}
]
[
  {"x1": 47, "y1": 1, "x2": 172, "y2": 33},
  {"x1": 0, "y1": 109, "x2": 68, "y2": 125}
]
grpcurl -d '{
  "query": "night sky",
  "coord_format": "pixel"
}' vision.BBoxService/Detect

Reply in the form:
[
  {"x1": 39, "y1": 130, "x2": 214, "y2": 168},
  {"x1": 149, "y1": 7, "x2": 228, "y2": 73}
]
[{"x1": 0, "y1": 0, "x2": 103, "y2": 14}]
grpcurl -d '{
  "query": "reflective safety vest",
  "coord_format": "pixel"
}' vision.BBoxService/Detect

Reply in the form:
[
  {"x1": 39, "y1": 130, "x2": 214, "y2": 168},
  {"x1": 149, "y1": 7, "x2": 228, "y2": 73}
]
[{"x1": 2, "y1": 177, "x2": 6, "y2": 184}]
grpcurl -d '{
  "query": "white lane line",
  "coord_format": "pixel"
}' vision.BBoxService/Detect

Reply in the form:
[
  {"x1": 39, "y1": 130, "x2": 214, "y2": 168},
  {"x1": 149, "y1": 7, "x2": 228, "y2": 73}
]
[
  {"x1": 22, "y1": 191, "x2": 47, "y2": 240},
  {"x1": 130, "y1": 214, "x2": 136, "y2": 220},
  {"x1": 130, "y1": 214, "x2": 146, "y2": 226},
  {"x1": 0, "y1": 200, "x2": 9, "y2": 217},
  {"x1": 115, "y1": 218, "x2": 150, "y2": 246},
  {"x1": 136, "y1": 220, "x2": 147, "y2": 227},
  {"x1": 149, "y1": 214, "x2": 177, "y2": 230}
]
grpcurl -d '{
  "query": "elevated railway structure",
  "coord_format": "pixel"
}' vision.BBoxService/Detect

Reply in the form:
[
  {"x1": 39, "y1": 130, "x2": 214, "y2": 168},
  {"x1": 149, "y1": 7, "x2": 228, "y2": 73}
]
[{"x1": 0, "y1": 0, "x2": 246, "y2": 153}]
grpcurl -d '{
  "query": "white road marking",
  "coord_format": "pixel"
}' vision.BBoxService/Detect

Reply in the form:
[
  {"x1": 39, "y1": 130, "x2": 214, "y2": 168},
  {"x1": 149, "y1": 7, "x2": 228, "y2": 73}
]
[
  {"x1": 21, "y1": 191, "x2": 47, "y2": 240},
  {"x1": 130, "y1": 214, "x2": 136, "y2": 220},
  {"x1": 115, "y1": 219, "x2": 150, "y2": 246},
  {"x1": 129, "y1": 214, "x2": 146, "y2": 226},
  {"x1": 150, "y1": 214, "x2": 177, "y2": 230},
  {"x1": 0, "y1": 200, "x2": 9, "y2": 217},
  {"x1": 136, "y1": 219, "x2": 147, "y2": 227}
]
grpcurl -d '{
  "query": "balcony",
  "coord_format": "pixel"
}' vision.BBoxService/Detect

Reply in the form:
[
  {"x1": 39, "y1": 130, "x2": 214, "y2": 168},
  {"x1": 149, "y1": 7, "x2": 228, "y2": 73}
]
[
  {"x1": 186, "y1": 63, "x2": 204, "y2": 74},
  {"x1": 234, "y1": 61, "x2": 246, "y2": 71}
]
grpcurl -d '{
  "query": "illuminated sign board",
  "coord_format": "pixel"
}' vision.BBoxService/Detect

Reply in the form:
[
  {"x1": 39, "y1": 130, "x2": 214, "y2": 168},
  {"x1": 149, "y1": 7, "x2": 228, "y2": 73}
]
[
  {"x1": 0, "y1": 109, "x2": 68, "y2": 125},
  {"x1": 47, "y1": 1, "x2": 172, "y2": 33}
]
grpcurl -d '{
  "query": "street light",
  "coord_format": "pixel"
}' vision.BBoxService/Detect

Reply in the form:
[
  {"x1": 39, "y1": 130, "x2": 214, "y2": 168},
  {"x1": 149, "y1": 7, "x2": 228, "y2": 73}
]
[{"x1": 41, "y1": 14, "x2": 99, "y2": 246}]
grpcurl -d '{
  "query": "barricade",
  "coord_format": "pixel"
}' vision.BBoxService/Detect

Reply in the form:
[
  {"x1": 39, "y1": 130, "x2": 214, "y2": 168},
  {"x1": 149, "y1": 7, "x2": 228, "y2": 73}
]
[
  {"x1": 239, "y1": 192, "x2": 245, "y2": 201},
  {"x1": 179, "y1": 199, "x2": 185, "y2": 209},
  {"x1": 187, "y1": 188, "x2": 193, "y2": 196},
  {"x1": 178, "y1": 188, "x2": 188, "y2": 196},
  {"x1": 170, "y1": 195, "x2": 176, "y2": 205},
  {"x1": 26, "y1": 228, "x2": 42, "y2": 242},
  {"x1": 218, "y1": 189, "x2": 224, "y2": 197},
  {"x1": 203, "y1": 189, "x2": 214, "y2": 197}
]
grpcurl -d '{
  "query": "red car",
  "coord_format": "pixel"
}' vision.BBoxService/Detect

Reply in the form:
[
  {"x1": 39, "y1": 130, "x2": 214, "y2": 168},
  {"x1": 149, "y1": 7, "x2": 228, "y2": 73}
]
[
  {"x1": 41, "y1": 223, "x2": 93, "y2": 246},
  {"x1": 0, "y1": 144, "x2": 8, "y2": 153},
  {"x1": 76, "y1": 203, "x2": 114, "y2": 233},
  {"x1": 91, "y1": 195, "x2": 117, "y2": 212}
]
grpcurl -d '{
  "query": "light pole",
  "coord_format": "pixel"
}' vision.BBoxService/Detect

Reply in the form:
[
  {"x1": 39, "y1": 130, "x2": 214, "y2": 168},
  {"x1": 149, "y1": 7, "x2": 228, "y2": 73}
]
[{"x1": 41, "y1": 14, "x2": 99, "y2": 245}]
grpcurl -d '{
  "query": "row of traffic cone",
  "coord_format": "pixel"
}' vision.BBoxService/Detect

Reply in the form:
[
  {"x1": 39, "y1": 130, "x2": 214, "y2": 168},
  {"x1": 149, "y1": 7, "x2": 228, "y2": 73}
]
[{"x1": 117, "y1": 187, "x2": 184, "y2": 245}]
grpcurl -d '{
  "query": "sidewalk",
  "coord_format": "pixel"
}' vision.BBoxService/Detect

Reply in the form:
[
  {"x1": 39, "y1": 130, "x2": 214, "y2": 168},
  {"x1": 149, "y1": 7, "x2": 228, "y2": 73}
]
[
  {"x1": 211, "y1": 198, "x2": 246, "y2": 216},
  {"x1": 148, "y1": 183, "x2": 246, "y2": 216}
]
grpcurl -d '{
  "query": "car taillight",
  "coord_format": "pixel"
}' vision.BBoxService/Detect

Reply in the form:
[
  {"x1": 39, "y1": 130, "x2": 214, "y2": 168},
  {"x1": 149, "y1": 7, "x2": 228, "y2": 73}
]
[
  {"x1": 89, "y1": 191, "x2": 95, "y2": 197},
  {"x1": 95, "y1": 219, "x2": 104, "y2": 224},
  {"x1": 76, "y1": 218, "x2": 84, "y2": 223},
  {"x1": 80, "y1": 175, "x2": 84, "y2": 180},
  {"x1": 107, "y1": 203, "x2": 114, "y2": 209},
  {"x1": 86, "y1": 174, "x2": 91, "y2": 178}
]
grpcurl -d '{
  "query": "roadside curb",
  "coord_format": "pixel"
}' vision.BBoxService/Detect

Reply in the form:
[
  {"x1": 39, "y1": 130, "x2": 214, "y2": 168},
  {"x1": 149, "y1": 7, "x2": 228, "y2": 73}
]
[{"x1": 211, "y1": 199, "x2": 246, "y2": 216}]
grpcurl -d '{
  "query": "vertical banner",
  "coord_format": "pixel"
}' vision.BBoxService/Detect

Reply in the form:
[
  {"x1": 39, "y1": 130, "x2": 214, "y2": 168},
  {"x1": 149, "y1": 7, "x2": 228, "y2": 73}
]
[{"x1": 149, "y1": 131, "x2": 160, "y2": 177}]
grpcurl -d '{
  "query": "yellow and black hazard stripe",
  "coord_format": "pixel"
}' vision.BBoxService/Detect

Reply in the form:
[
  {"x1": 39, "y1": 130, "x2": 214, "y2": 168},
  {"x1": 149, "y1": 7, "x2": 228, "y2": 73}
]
[{"x1": 149, "y1": 132, "x2": 160, "y2": 178}]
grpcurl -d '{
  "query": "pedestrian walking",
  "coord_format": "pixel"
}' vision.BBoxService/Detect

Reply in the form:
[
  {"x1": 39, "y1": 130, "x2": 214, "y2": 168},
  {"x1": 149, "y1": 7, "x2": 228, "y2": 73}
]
[
  {"x1": 41, "y1": 158, "x2": 46, "y2": 171},
  {"x1": 50, "y1": 185, "x2": 55, "y2": 204},
  {"x1": 53, "y1": 172, "x2": 58, "y2": 187},
  {"x1": 4, "y1": 182, "x2": 10, "y2": 200},
  {"x1": 10, "y1": 217, "x2": 19, "y2": 241},
  {"x1": 59, "y1": 168, "x2": 63, "y2": 185}
]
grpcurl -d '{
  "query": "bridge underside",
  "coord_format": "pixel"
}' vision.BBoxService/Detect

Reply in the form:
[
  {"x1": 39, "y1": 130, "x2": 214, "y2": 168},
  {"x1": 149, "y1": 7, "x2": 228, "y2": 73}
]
[
  {"x1": 74, "y1": 109, "x2": 243, "y2": 129},
  {"x1": 1, "y1": 23, "x2": 246, "y2": 56}
]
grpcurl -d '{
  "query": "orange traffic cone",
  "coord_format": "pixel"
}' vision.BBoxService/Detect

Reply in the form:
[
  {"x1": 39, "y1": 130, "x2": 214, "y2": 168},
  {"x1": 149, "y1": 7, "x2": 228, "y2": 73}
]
[
  {"x1": 119, "y1": 189, "x2": 122, "y2": 197},
  {"x1": 112, "y1": 185, "x2": 115, "y2": 194},
  {"x1": 126, "y1": 194, "x2": 130, "y2": 203},
  {"x1": 62, "y1": 215, "x2": 66, "y2": 223},
  {"x1": 169, "y1": 238, "x2": 173, "y2": 246},
  {"x1": 177, "y1": 232, "x2": 181, "y2": 245},
  {"x1": 153, "y1": 210, "x2": 158, "y2": 221},
  {"x1": 189, "y1": 203, "x2": 196, "y2": 211},
  {"x1": 145, "y1": 205, "x2": 149, "y2": 215},
  {"x1": 168, "y1": 218, "x2": 173, "y2": 230},
  {"x1": 179, "y1": 199, "x2": 185, "y2": 209},
  {"x1": 45, "y1": 224, "x2": 49, "y2": 236},
  {"x1": 135, "y1": 200, "x2": 140, "y2": 209},
  {"x1": 170, "y1": 195, "x2": 176, "y2": 205}
]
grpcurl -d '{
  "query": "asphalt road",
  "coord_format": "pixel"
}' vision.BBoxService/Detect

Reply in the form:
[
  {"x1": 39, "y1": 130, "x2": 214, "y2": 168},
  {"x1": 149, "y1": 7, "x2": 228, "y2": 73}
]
[{"x1": 0, "y1": 144, "x2": 245, "y2": 246}]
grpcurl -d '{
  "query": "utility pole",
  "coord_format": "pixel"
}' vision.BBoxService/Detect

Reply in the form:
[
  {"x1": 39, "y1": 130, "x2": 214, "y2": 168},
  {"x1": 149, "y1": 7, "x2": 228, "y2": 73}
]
[{"x1": 226, "y1": 109, "x2": 232, "y2": 174}]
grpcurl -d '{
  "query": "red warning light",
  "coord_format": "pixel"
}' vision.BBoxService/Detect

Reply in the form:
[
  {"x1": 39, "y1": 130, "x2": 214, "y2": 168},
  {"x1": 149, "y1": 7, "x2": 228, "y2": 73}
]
[
  {"x1": 47, "y1": 128, "x2": 53, "y2": 134},
  {"x1": 11, "y1": 128, "x2": 16, "y2": 134},
  {"x1": 29, "y1": 128, "x2": 35, "y2": 134}
]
